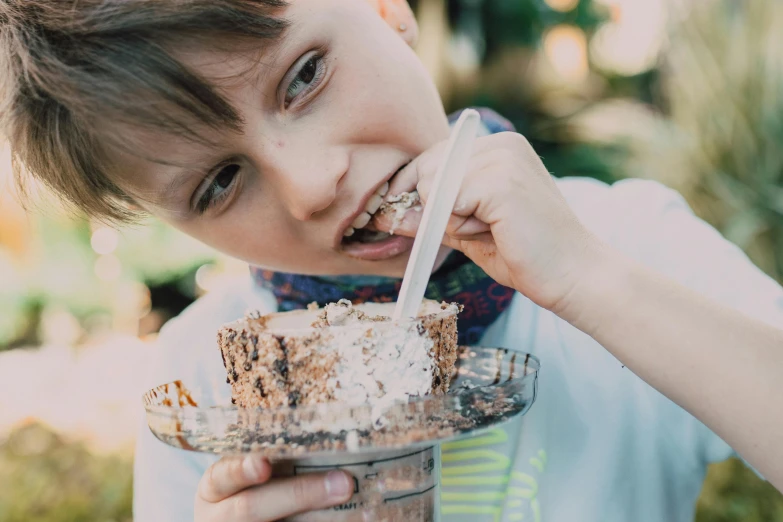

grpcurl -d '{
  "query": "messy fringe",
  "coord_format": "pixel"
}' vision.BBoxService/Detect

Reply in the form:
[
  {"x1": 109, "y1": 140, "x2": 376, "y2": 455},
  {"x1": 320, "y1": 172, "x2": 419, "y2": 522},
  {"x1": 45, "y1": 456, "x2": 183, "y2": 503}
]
[{"x1": 0, "y1": 0, "x2": 288, "y2": 222}]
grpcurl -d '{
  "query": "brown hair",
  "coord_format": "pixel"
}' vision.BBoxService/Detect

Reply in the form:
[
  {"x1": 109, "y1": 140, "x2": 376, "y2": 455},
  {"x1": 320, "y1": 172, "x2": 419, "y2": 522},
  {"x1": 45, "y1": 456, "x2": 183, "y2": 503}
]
[{"x1": 0, "y1": 0, "x2": 288, "y2": 222}]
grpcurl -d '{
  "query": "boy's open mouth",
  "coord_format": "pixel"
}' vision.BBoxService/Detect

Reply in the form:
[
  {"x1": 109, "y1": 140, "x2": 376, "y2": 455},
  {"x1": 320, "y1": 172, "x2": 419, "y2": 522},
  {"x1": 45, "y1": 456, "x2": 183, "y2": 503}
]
[
  {"x1": 340, "y1": 162, "x2": 411, "y2": 247},
  {"x1": 339, "y1": 163, "x2": 418, "y2": 261},
  {"x1": 341, "y1": 183, "x2": 393, "y2": 246},
  {"x1": 343, "y1": 227, "x2": 394, "y2": 245}
]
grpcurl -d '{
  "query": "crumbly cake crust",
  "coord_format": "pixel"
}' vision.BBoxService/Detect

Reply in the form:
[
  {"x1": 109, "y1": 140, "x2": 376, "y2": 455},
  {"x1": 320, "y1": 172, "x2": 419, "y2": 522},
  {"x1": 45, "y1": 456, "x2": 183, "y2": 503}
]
[{"x1": 217, "y1": 300, "x2": 459, "y2": 410}]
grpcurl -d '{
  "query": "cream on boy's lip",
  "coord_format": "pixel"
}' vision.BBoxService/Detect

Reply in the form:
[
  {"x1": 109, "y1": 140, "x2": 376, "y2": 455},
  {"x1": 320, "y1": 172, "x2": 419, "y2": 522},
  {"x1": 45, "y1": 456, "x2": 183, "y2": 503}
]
[
  {"x1": 333, "y1": 162, "x2": 410, "y2": 249},
  {"x1": 341, "y1": 234, "x2": 414, "y2": 261}
]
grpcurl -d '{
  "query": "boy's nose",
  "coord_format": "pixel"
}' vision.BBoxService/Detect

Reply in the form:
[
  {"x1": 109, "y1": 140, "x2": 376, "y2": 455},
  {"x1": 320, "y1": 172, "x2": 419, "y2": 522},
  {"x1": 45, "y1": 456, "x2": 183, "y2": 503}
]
[
  {"x1": 285, "y1": 184, "x2": 337, "y2": 221},
  {"x1": 272, "y1": 148, "x2": 349, "y2": 222}
]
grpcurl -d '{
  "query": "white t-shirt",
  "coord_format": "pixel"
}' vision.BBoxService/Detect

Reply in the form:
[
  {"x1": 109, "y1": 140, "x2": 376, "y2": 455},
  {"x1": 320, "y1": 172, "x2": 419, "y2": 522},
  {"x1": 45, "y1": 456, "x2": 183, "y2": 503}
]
[{"x1": 133, "y1": 178, "x2": 783, "y2": 522}]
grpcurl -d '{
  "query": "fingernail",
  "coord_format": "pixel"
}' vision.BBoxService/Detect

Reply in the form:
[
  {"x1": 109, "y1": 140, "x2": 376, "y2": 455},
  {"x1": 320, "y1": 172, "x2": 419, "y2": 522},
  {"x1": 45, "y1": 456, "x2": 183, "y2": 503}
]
[
  {"x1": 243, "y1": 455, "x2": 260, "y2": 480},
  {"x1": 325, "y1": 471, "x2": 352, "y2": 499}
]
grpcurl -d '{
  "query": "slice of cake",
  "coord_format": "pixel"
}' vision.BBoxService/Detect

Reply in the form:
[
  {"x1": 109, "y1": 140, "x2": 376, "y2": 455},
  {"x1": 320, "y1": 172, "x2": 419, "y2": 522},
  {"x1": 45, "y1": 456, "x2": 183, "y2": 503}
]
[{"x1": 217, "y1": 299, "x2": 459, "y2": 410}]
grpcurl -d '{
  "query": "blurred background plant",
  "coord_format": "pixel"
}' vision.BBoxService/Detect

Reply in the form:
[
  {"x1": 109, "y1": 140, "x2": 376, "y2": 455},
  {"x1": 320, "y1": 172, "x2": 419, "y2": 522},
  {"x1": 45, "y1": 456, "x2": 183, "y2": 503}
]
[
  {"x1": 1, "y1": 0, "x2": 781, "y2": 520},
  {"x1": 571, "y1": 0, "x2": 783, "y2": 283}
]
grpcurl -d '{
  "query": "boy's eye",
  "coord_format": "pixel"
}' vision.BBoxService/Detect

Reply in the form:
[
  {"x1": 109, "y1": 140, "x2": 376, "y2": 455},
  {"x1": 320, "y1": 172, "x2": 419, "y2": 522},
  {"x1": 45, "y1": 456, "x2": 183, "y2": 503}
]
[
  {"x1": 196, "y1": 164, "x2": 240, "y2": 214},
  {"x1": 285, "y1": 53, "x2": 325, "y2": 107}
]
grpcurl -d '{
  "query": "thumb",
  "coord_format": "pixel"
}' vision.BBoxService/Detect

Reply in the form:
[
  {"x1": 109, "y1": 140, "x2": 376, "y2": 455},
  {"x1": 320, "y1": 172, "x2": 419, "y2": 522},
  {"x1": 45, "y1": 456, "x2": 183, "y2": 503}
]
[
  {"x1": 387, "y1": 140, "x2": 448, "y2": 198},
  {"x1": 371, "y1": 197, "x2": 422, "y2": 236}
]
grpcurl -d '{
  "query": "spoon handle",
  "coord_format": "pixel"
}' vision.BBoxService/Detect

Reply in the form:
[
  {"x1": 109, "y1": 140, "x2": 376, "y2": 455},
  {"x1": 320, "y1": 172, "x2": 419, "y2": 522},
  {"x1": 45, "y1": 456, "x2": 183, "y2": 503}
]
[{"x1": 393, "y1": 109, "x2": 481, "y2": 320}]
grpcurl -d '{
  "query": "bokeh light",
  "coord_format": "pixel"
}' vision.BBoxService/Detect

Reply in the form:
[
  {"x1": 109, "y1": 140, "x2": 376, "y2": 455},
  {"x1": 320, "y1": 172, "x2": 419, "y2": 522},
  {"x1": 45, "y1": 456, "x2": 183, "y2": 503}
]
[
  {"x1": 90, "y1": 227, "x2": 119, "y2": 255},
  {"x1": 195, "y1": 263, "x2": 218, "y2": 293},
  {"x1": 40, "y1": 307, "x2": 82, "y2": 346},
  {"x1": 544, "y1": 0, "x2": 579, "y2": 13},
  {"x1": 544, "y1": 25, "x2": 589, "y2": 82},
  {"x1": 590, "y1": 0, "x2": 666, "y2": 76}
]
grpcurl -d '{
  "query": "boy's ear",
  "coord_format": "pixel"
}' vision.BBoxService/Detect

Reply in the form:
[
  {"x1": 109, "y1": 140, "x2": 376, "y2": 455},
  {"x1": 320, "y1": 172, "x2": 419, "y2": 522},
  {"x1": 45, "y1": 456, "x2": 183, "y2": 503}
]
[{"x1": 365, "y1": 0, "x2": 418, "y2": 46}]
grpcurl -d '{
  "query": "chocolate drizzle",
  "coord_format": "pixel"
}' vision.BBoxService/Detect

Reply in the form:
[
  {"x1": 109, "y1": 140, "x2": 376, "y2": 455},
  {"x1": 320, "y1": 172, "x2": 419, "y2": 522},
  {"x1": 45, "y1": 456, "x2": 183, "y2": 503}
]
[
  {"x1": 491, "y1": 349, "x2": 503, "y2": 385},
  {"x1": 254, "y1": 377, "x2": 266, "y2": 398},
  {"x1": 509, "y1": 353, "x2": 517, "y2": 381},
  {"x1": 273, "y1": 336, "x2": 290, "y2": 383},
  {"x1": 218, "y1": 341, "x2": 228, "y2": 370},
  {"x1": 274, "y1": 358, "x2": 289, "y2": 379}
]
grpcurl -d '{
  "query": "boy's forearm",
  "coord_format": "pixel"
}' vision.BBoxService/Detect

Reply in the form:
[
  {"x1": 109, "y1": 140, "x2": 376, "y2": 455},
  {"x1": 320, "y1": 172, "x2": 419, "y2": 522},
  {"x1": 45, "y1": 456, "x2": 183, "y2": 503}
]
[{"x1": 558, "y1": 245, "x2": 783, "y2": 491}]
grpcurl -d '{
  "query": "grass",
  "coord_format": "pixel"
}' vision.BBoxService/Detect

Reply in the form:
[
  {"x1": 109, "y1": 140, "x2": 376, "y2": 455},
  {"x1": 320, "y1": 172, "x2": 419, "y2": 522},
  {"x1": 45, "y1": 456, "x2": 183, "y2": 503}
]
[{"x1": 0, "y1": 423, "x2": 133, "y2": 522}]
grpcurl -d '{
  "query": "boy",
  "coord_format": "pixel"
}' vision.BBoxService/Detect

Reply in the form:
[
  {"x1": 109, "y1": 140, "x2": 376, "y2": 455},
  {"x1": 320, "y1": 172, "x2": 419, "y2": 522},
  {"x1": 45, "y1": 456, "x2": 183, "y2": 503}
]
[{"x1": 2, "y1": 1, "x2": 781, "y2": 521}]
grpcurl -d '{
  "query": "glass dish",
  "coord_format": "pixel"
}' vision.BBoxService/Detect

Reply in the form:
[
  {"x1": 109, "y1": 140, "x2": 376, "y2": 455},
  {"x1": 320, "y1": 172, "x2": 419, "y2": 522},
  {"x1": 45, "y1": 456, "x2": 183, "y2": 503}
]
[{"x1": 143, "y1": 346, "x2": 539, "y2": 521}]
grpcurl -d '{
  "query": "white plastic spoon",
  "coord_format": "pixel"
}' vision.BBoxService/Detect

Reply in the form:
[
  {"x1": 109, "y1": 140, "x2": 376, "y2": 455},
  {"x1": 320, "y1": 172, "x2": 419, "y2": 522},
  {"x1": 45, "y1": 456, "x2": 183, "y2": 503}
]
[{"x1": 393, "y1": 109, "x2": 481, "y2": 321}]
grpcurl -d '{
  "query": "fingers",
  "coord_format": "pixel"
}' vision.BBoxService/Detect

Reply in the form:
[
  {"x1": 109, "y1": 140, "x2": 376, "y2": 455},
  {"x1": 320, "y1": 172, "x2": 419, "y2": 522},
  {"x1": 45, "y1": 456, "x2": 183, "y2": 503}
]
[
  {"x1": 374, "y1": 208, "x2": 489, "y2": 240},
  {"x1": 210, "y1": 470, "x2": 354, "y2": 522},
  {"x1": 371, "y1": 205, "x2": 421, "y2": 236},
  {"x1": 387, "y1": 140, "x2": 448, "y2": 196},
  {"x1": 382, "y1": 131, "x2": 544, "y2": 248},
  {"x1": 198, "y1": 454, "x2": 273, "y2": 503},
  {"x1": 447, "y1": 215, "x2": 491, "y2": 238},
  {"x1": 379, "y1": 150, "x2": 494, "y2": 242}
]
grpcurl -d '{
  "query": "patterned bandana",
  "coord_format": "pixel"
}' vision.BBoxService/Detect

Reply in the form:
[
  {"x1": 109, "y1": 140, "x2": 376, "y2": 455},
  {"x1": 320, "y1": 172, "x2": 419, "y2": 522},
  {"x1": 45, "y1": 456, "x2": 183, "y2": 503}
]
[{"x1": 251, "y1": 108, "x2": 517, "y2": 345}]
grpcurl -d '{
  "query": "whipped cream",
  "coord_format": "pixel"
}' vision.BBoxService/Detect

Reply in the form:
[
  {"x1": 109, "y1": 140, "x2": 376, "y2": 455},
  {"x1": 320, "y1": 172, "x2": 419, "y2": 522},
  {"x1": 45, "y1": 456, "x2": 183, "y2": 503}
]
[
  {"x1": 379, "y1": 191, "x2": 421, "y2": 234},
  {"x1": 328, "y1": 321, "x2": 435, "y2": 407},
  {"x1": 314, "y1": 299, "x2": 373, "y2": 327},
  {"x1": 311, "y1": 300, "x2": 448, "y2": 418}
]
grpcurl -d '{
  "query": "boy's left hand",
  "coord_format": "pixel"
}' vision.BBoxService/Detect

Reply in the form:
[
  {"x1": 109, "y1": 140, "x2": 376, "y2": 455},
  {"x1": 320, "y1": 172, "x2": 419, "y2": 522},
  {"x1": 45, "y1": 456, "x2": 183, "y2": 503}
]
[{"x1": 373, "y1": 132, "x2": 604, "y2": 312}]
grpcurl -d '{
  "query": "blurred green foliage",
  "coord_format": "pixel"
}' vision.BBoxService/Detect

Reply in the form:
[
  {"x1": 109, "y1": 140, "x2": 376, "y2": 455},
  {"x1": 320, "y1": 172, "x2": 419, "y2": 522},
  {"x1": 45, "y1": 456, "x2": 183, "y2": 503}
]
[
  {"x1": 698, "y1": 460, "x2": 783, "y2": 522},
  {"x1": 618, "y1": 0, "x2": 783, "y2": 283},
  {"x1": 0, "y1": 216, "x2": 216, "y2": 350},
  {"x1": 0, "y1": 424, "x2": 132, "y2": 522}
]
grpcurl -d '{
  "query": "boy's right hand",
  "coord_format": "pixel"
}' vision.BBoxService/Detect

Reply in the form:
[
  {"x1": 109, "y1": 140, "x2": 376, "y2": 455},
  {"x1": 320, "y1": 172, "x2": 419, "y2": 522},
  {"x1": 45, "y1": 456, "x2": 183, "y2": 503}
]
[{"x1": 195, "y1": 454, "x2": 354, "y2": 521}]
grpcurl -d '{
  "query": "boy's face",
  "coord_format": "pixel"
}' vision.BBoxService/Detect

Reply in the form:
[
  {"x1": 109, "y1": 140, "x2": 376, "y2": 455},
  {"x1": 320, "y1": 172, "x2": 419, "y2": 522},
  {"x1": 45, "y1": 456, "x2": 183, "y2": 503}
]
[{"x1": 113, "y1": 0, "x2": 450, "y2": 277}]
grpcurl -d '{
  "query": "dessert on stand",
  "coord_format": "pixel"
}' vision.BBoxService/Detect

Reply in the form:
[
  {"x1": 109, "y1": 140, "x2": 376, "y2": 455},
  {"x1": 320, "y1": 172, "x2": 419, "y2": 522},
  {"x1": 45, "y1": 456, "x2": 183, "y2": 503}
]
[
  {"x1": 144, "y1": 337, "x2": 539, "y2": 521},
  {"x1": 218, "y1": 299, "x2": 459, "y2": 414},
  {"x1": 143, "y1": 110, "x2": 541, "y2": 520}
]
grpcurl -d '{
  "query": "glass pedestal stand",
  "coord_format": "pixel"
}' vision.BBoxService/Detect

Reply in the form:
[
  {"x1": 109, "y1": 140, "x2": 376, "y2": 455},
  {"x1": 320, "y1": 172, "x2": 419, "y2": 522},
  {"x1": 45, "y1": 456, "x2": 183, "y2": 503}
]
[{"x1": 144, "y1": 347, "x2": 539, "y2": 522}]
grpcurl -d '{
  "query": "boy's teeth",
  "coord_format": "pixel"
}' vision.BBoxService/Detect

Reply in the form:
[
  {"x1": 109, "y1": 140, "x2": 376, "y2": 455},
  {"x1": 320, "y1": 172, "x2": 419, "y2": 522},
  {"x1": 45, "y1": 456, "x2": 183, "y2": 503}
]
[
  {"x1": 346, "y1": 182, "x2": 393, "y2": 238},
  {"x1": 352, "y1": 212, "x2": 371, "y2": 230},
  {"x1": 366, "y1": 194, "x2": 383, "y2": 215}
]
